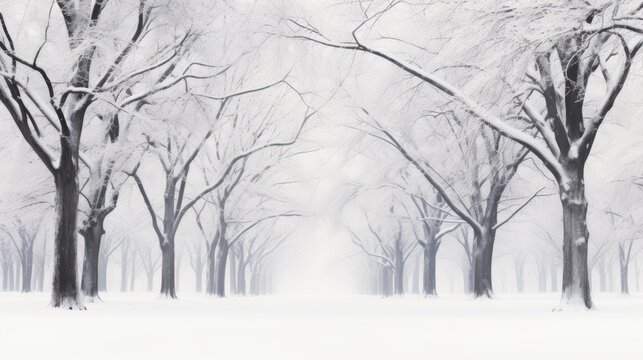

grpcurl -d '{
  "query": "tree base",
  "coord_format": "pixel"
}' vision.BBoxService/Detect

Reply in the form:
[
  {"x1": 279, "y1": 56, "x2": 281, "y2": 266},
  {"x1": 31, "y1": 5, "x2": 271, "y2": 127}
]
[
  {"x1": 50, "y1": 296, "x2": 86, "y2": 310},
  {"x1": 554, "y1": 295, "x2": 594, "y2": 311}
]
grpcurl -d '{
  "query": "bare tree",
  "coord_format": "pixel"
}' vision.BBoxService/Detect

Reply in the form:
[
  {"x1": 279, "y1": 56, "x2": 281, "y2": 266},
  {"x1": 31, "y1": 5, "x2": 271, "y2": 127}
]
[
  {"x1": 0, "y1": 218, "x2": 41, "y2": 292},
  {"x1": 0, "y1": 0, "x2": 220, "y2": 307},
  {"x1": 290, "y1": 0, "x2": 642, "y2": 309},
  {"x1": 349, "y1": 205, "x2": 417, "y2": 295},
  {"x1": 0, "y1": 236, "x2": 16, "y2": 291}
]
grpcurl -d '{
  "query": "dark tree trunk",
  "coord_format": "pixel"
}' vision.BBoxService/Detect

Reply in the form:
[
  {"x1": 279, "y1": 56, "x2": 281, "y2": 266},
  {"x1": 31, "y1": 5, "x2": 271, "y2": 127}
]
[
  {"x1": 51, "y1": 163, "x2": 83, "y2": 309},
  {"x1": 158, "y1": 178, "x2": 177, "y2": 298},
  {"x1": 160, "y1": 242, "x2": 176, "y2": 298},
  {"x1": 559, "y1": 163, "x2": 593, "y2": 308},
  {"x1": 98, "y1": 256, "x2": 107, "y2": 292},
  {"x1": 215, "y1": 239, "x2": 229, "y2": 297},
  {"x1": 175, "y1": 255, "x2": 181, "y2": 293},
  {"x1": 472, "y1": 229, "x2": 494, "y2": 298},
  {"x1": 620, "y1": 261, "x2": 629, "y2": 295},
  {"x1": 80, "y1": 223, "x2": 102, "y2": 299},
  {"x1": 205, "y1": 241, "x2": 216, "y2": 295},
  {"x1": 423, "y1": 245, "x2": 438, "y2": 296}
]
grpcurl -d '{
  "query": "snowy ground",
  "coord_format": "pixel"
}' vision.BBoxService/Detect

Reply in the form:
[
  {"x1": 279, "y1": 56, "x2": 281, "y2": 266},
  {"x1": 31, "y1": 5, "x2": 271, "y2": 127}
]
[{"x1": 1, "y1": 293, "x2": 642, "y2": 359}]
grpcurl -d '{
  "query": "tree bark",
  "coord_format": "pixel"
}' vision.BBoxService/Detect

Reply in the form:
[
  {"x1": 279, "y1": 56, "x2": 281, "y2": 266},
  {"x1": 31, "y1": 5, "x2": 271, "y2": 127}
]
[
  {"x1": 19, "y1": 245, "x2": 34, "y2": 293},
  {"x1": 51, "y1": 162, "x2": 83, "y2": 308},
  {"x1": 423, "y1": 245, "x2": 438, "y2": 296},
  {"x1": 620, "y1": 261, "x2": 629, "y2": 295},
  {"x1": 559, "y1": 163, "x2": 593, "y2": 308},
  {"x1": 472, "y1": 229, "x2": 494, "y2": 298},
  {"x1": 393, "y1": 257, "x2": 404, "y2": 295},
  {"x1": 215, "y1": 239, "x2": 229, "y2": 297},
  {"x1": 205, "y1": 241, "x2": 217, "y2": 295},
  {"x1": 80, "y1": 222, "x2": 103, "y2": 299},
  {"x1": 98, "y1": 254, "x2": 108, "y2": 292},
  {"x1": 160, "y1": 242, "x2": 176, "y2": 298}
]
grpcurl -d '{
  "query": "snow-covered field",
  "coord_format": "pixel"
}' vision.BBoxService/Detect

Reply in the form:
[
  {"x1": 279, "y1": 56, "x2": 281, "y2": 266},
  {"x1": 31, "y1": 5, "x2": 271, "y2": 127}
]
[{"x1": 1, "y1": 293, "x2": 642, "y2": 359}]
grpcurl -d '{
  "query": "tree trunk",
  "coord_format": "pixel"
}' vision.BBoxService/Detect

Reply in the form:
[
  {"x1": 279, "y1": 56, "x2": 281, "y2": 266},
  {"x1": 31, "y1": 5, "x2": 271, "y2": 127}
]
[
  {"x1": 20, "y1": 249, "x2": 34, "y2": 293},
  {"x1": 379, "y1": 266, "x2": 392, "y2": 297},
  {"x1": 120, "y1": 246, "x2": 128, "y2": 292},
  {"x1": 462, "y1": 261, "x2": 473, "y2": 294},
  {"x1": 195, "y1": 261, "x2": 203, "y2": 293},
  {"x1": 515, "y1": 263, "x2": 524, "y2": 293},
  {"x1": 14, "y1": 262, "x2": 21, "y2": 291},
  {"x1": 423, "y1": 245, "x2": 438, "y2": 296},
  {"x1": 411, "y1": 257, "x2": 420, "y2": 294},
  {"x1": 98, "y1": 256, "x2": 108, "y2": 292},
  {"x1": 205, "y1": 241, "x2": 216, "y2": 295},
  {"x1": 237, "y1": 251, "x2": 246, "y2": 295},
  {"x1": 2, "y1": 263, "x2": 8, "y2": 291},
  {"x1": 175, "y1": 255, "x2": 181, "y2": 293},
  {"x1": 38, "y1": 260, "x2": 45, "y2": 292},
  {"x1": 215, "y1": 239, "x2": 229, "y2": 297},
  {"x1": 620, "y1": 260, "x2": 629, "y2": 295},
  {"x1": 129, "y1": 255, "x2": 136, "y2": 292},
  {"x1": 472, "y1": 229, "x2": 494, "y2": 298},
  {"x1": 238, "y1": 264, "x2": 247, "y2": 296},
  {"x1": 229, "y1": 247, "x2": 237, "y2": 295},
  {"x1": 559, "y1": 164, "x2": 593, "y2": 309},
  {"x1": 8, "y1": 262, "x2": 15, "y2": 291},
  {"x1": 80, "y1": 223, "x2": 102, "y2": 299},
  {"x1": 51, "y1": 164, "x2": 83, "y2": 308},
  {"x1": 393, "y1": 260, "x2": 404, "y2": 295},
  {"x1": 160, "y1": 242, "x2": 176, "y2": 298}
]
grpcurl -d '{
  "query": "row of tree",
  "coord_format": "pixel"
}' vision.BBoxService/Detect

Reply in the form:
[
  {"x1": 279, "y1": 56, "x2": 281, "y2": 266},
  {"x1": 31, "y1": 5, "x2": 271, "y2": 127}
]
[
  {"x1": 0, "y1": 0, "x2": 310, "y2": 307},
  {"x1": 304, "y1": 0, "x2": 643, "y2": 309}
]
